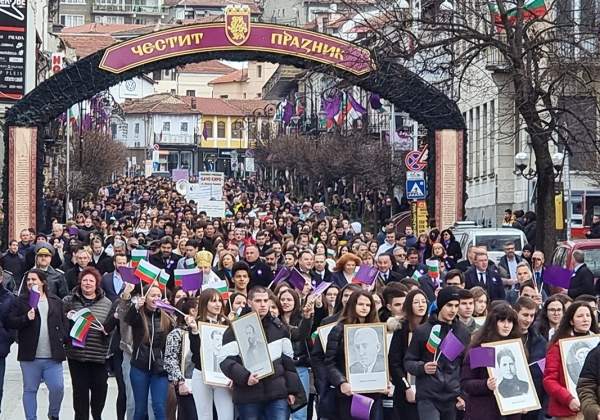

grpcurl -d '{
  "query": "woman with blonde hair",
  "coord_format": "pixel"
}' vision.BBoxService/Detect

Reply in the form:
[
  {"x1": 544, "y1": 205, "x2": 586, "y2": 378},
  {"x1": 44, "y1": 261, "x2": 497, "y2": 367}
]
[{"x1": 330, "y1": 253, "x2": 362, "y2": 288}]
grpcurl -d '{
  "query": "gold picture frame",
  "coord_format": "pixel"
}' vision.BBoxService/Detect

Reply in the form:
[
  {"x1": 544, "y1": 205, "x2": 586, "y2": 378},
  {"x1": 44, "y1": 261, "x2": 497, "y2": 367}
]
[
  {"x1": 198, "y1": 322, "x2": 230, "y2": 387},
  {"x1": 344, "y1": 322, "x2": 389, "y2": 394},
  {"x1": 558, "y1": 334, "x2": 600, "y2": 397},
  {"x1": 482, "y1": 338, "x2": 541, "y2": 415},
  {"x1": 231, "y1": 311, "x2": 275, "y2": 380}
]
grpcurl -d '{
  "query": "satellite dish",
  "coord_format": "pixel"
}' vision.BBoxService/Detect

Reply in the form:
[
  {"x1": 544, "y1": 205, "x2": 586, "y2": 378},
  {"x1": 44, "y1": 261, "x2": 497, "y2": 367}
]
[{"x1": 176, "y1": 179, "x2": 189, "y2": 196}]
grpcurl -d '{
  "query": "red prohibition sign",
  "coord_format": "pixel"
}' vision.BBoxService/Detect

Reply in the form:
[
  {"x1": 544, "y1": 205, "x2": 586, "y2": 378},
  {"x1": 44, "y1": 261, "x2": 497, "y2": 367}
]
[{"x1": 405, "y1": 150, "x2": 426, "y2": 171}]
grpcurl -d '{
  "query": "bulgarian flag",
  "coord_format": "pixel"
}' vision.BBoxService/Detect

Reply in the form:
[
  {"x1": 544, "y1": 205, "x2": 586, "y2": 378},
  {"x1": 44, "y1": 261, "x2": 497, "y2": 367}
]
[
  {"x1": 157, "y1": 270, "x2": 170, "y2": 290},
  {"x1": 134, "y1": 259, "x2": 161, "y2": 285},
  {"x1": 203, "y1": 279, "x2": 230, "y2": 300},
  {"x1": 426, "y1": 259, "x2": 440, "y2": 279},
  {"x1": 411, "y1": 269, "x2": 423, "y2": 282},
  {"x1": 70, "y1": 316, "x2": 93, "y2": 342},
  {"x1": 426, "y1": 324, "x2": 442, "y2": 354},
  {"x1": 489, "y1": 0, "x2": 546, "y2": 28},
  {"x1": 73, "y1": 307, "x2": 96, "y2": 323},
  {"x1": 131, "y1": 249, "x2": 148, "y2": 268}
]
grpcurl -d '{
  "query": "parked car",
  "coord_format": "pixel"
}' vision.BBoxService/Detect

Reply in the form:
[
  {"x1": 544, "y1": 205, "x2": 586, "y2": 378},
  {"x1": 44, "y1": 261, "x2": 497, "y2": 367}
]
[
  {"x1": 458, "y1": 227, "x2": 528, "y2": 265},
  {"x1": 551, "y1": 239, "x2": 600, "y2": 279}
]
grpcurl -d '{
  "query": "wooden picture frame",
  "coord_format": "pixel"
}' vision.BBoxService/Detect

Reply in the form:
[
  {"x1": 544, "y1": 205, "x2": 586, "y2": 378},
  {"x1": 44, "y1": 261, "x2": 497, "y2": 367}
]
[
  {"x1": 198, "y1": 322, "x2": 230, "y2": 387},
  {"x1": 482, "y1": 338, "x2": 541, "y2": 415},
  {"x1": 344, "y1": 322, "x2": 389, "y2": 394},
  {"x1": 559, "y1": 334, "x2": 600, "y2": 397},
  {"x1": 231, "y1": 312, "x2": 274, "y2": 380}
]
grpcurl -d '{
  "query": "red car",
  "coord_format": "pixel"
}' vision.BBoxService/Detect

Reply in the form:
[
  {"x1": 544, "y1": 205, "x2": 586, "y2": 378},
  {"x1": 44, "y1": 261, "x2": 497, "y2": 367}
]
[{"x1": 551, "y1": 239, "x2": 600, "y2": 281}]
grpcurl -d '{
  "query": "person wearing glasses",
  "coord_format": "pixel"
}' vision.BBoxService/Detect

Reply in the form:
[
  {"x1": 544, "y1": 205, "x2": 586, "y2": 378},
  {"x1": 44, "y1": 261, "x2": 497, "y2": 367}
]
[{"x1": 530, "y1": 251, "x2": 551, "y2": 298}]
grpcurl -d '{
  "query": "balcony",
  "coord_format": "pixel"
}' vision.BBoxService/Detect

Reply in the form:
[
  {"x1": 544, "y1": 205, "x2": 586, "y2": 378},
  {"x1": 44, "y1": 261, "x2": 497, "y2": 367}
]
[
  {"x1": 262, "y1": 65, "x2": 303, "y2": 99},
  {"x1": 154, "y1": 133, "x2": 197, "y2": 145},
  {"x1": 92, "y1": 2, "x2": 164, "y2": 15},
  {"x1": 552, "y1": 37, "x2": 600, "y2": 65}
]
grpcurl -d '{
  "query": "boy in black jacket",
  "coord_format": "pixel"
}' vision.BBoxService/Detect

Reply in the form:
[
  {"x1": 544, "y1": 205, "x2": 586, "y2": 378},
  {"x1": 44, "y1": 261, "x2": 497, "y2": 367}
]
[{"x1": 404, "y1": 286, "x2": 470, "y2": 420}]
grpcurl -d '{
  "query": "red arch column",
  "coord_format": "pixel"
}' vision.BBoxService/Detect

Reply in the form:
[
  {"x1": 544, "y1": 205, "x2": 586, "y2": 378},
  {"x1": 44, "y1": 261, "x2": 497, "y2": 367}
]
[{"x1": 435, "y1": 129, "x2": 464, "y2": 229}]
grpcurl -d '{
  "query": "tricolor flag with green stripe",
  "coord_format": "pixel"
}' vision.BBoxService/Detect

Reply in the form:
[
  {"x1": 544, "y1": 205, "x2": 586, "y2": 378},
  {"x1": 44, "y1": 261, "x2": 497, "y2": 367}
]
[
  {"x1": 489, "y1": 0, "x2": 546, "y2": 27},
  {"x1": 70, "y1": 316, "x2": 93, "y2": 342},
  {"x1": 73, "y1": 307, "x2": 96, "y2": 323},
  {"x1": 157, "y1": 270, "x2": 170, "y2": 290},
  {"x1": 174, "y1": 268, "x2": 200, "y2": 288},
  {"x1": 203, "y1": 279, "x2": 230, "y2": 299},
  {"x1": 426, "y1": 324, "x2": 442, "y2": 354},
  {"x1": 426, "y1": 259, "x2": 440, "y2": 279},
  {"x1": 412, "y1": 270, "x2": 423, "y2": 282},
  {"x1": 134, "y1": 259, "x2": 161, "y2": 285},
  {"x1": 131, "y1": 249, "x2": 149, "y2": 268}
]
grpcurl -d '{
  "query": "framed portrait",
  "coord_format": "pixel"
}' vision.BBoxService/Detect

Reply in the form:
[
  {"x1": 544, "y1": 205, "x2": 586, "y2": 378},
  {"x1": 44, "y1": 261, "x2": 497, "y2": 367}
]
[
  {"x1": 344, "y1": 323, "x2": 389, "y2": 394},
  {"x1": 482, "y1": 338, "x2": 541, "y2": 415},
  {"x1": 317, "y1": 322, "x2": 336, "y2": 350},
  {"x1": 559, "y1": 334, "x2": 600, "y2": 397},
  {"x1": 198, "y1": 323, "x2": 230, "y2": 387},
  {"x1": 231, "y1": 312, "x2": 274, "y2": 380}
]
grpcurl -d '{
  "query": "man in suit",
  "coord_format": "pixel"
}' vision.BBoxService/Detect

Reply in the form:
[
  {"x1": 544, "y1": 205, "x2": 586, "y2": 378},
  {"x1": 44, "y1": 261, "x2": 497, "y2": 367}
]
[
  {"x1": 65, "y1": 247, "x2": 91, "y2": 291},
  {"x1": 89, "y1": 238, "x2": 110, "y2": 270},
  {"x1": 376, "y1": 253, "x2": 403, "y2": 285},
  {"x1": 465, "y1": 251, "x2": 506, "y2": 301},
  {"x1": 349, "y1": 327, "x2": 385, "y2": 374},
  {"x1": 149, "y1": 237, "x2": 181, "y2": 278},
  {"x1": 570, "y1": 250, "x2": 595, "y2": 298},
  {"x1": 531, "y1": 251, "x2": 552, "y2": 299},
  {"x1": 311, "y1": 253, "x2": 332, "y2": 286},
  {"x1": 101, "y1": 254, "x2": 129, "y2": 302}
]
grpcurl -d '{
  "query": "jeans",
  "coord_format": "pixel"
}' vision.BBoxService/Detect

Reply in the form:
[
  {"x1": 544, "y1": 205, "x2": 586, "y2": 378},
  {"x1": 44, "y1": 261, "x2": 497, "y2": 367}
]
[
  {"x1": 0, "y1": 356, "x2": 5, "y2": 415},
  {"x1": 417, "y1": 399, "x2": 456, "y2": 420},
  {"x1": 191, "y1": 369, "x2": 233, "y2": 420},
  {"x1": 20, "y1": 359, "x2": 64, "y2": 420},
  {"x1": 129, "y1": 364, "x2": 168, "y2": 420},
  {"x1": 237, "y1": 399, "x2": 290, "y2": 420},
  {"x1": 68, "y1": 358, "x2": 109, "y2": 420},
  {"x1": 291, "y1": 366, "x2": 309, "y2": 420},
  {"x1": 122, "y1": 353, "x2": 154, "y2": 420}
]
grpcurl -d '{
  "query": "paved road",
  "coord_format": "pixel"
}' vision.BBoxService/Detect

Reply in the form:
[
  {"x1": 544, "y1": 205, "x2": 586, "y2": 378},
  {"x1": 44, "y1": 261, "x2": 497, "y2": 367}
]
[{"x1": 0, "y1": 344, "x2": 119, "y2": 420}]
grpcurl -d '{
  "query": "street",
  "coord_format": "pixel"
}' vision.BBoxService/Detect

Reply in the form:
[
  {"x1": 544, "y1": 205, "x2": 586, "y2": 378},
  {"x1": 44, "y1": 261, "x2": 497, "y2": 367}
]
[{"x1": 1, "y1": 344, "x2": 119, "y2": 420}]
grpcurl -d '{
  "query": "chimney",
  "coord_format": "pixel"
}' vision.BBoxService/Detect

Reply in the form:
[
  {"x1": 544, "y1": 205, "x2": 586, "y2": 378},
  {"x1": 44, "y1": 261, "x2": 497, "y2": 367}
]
[{"x1": 191, "y1": 98, "x2": 197, "y2": 109}]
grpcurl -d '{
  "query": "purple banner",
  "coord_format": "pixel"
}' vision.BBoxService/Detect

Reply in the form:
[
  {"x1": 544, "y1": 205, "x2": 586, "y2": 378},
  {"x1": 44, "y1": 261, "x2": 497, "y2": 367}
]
[
  {"x1": 28, "y1": 287, "x2": 40, "y2": 309},
  {"x1": 351, "y1": 394, "x2": 374, "y2": 420},
  {"x1": 172, "y1": 169, "x2": 189, "y2": 181},
  {"x1": 182, "y1": 271, "x2": 203, "y2": 292},
  {"x1": 544, "y1": 265, "x2": 572, "y2": 289},
  {"x1": 118, "y1": 266, "x2": 140, "y2": 285},
  {"x1": 354, "y1": 265, "x2": 378, "y2": 285},
  {"x1": 100, "y1": 23, "x2": 374, "y2": 76},
  {"x1": 311, "y1": 281, "x2": 332, "y2": 297},
  {"x1": 439, "y1": 330, "x2": 465, "y2": 362},
  {"x1": 469, "y1": 347, "x2": 495, "y2": 369}
]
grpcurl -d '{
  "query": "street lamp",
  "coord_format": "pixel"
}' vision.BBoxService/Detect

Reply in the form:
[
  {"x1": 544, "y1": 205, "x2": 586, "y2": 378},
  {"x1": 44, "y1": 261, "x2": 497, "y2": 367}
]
[
  {"x1": 440, "y1": 0, "x2": 454, "y2": 12},
  {"x1": 397, "y1": 0, "x2": 410, "y2": 9},
  {"x1": 513, "y1": 150, "x2": 564, "y2": 180}
]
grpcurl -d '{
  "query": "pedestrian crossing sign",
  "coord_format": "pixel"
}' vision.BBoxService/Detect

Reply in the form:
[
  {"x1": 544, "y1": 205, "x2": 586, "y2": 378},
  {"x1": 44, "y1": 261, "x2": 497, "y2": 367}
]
[{"x1": 406, "y1": 179, "x2": 426, "y2": 199}]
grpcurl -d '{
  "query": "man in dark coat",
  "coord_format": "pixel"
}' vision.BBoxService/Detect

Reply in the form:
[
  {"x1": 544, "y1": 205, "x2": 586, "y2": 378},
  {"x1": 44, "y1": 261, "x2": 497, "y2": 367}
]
[
  {"x1": 148, "y1": 237, "x2": 181, "y2": 280},
  {"x1": 586, "y1": 215, "x2": 600, "y2": 239},
  {"x1": 65, "y1": 248, "x2": 91, "y2": 292},
  {"x1": 0, "y1": 239, "x2": 26, "y2": 288},
  {"x1": 244, "y1": 244, "x2": 274, "y2": 289},
  {"x1": 570, "y1": 250, "x2": 595, "y2": 298},
  {"x1": 464, "y1": 251, "x2": 506, "y2": 301},
  {"x1": 311, "y1": 254, "x2": 332, "y2": 287}
]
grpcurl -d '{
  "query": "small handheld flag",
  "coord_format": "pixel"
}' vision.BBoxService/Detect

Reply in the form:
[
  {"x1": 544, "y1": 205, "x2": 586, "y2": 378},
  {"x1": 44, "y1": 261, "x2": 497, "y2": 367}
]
[
  {"x1": 118, "y1": 267, "x2": 139, "y2": 285},
  {"x1": 70, "y1": 316, "x2": 93, "y2": 342},
  {"x1": 131, "y1": 249, "x2": 149, "y2": 268},
  {"x1": 134, "y1": 259, "x2": 161, "y2": 285},
  {"x1": 157, "y1": 270, "x2": 170, "y2": 290},
  {"x1": 28, "y1": 285, "x2": 40, "y2": 309},
  {"x1": 174, "y1": 268, "x2": 202, "y2": 290},
  {"x1": 437, "y1": 330, "x2": 465, "y2": 362},
  {"x1": 287, "y1": 268, "x2": 307, "y2": 291},
  {"x1": 426, "y1": 259, "x2": 440, "y2": 279},
  {"x1": 353, "y1": 265, "x2": 378, "y2": 285},
  {"x1": 426, "y1": 324, "x2": 442, "y2": 354},
  {"x1": 412, "y1": 270, "x2": 423, "y2": 282}
]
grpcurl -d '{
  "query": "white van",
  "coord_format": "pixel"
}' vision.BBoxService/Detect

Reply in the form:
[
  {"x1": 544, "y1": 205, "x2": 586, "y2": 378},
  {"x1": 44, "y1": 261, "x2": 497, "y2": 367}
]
[{"x1": 458, "y1": 228, "x2": 528, "y2": 265}]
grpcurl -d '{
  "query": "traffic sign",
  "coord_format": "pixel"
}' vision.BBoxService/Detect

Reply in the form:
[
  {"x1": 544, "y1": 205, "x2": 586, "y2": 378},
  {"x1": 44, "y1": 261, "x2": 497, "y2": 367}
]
[
  {"x1": 406, "y1": 170, "x2": 424, "y2": 180},
  {"x1": 153, "y1": 144, "x2": 160, "y2": 151},
  {"x1": 406, "y1": 179, "x2": 427, "y2": 200},
  {"x1": 405, "y1": 150, "x2": 426, "y2": 171}
]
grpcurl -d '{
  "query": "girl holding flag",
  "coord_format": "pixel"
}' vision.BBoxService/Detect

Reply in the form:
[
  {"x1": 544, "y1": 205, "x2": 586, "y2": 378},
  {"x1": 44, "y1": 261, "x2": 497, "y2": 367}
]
[
  {"x1": 460, "y1": 302, "x2": 522, "y2": 420},
  {"x1": 6, "y1": 268, "x2": 69, "y2": 420},
  {"x1": 62, "y1": 266, "x2": 118, "y2": 420}
]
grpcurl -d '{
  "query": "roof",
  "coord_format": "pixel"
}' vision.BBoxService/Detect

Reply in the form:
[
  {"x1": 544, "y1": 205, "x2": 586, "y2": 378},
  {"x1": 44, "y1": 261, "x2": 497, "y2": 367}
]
[
  {"x1": 181, "y1": 97, "x2": 276, "y2": 117},
  {"x1": 122, "y1": 93, "x2": 201, "y2": 115},
  {"x1": 208, "y1": 69, "x2": 248, "y2": 84},
  {"x1": 59, "y1": 34, "x2": 116, "y2": 58},
  {"x1": 60, "y1": 23, "x2": 145, "y2": 35},
  {"x1": 111, "y1": 16, "x2": 224, "y2": 38},
  {"x1": 179, "y1": 60, "x2": 235, "y2": 74},
  {"x1": 163, "y1": 0, "x2": 260, "y2": 13}
]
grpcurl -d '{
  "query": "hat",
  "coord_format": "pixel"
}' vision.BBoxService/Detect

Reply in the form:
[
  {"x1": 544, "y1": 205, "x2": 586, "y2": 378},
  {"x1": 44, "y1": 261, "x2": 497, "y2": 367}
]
[
  {"x1": 437, "y1": 286, "x2": 461, "y2": 310},
  {"x1": 35, "y1": 243, "x2": 55, "y2": 257},
  {"x1": 302, "y1": 201, "x2": 311, "y2": 208},
  {"x1": 195, "y1": 250, "x2": 214, "y2": 268}
]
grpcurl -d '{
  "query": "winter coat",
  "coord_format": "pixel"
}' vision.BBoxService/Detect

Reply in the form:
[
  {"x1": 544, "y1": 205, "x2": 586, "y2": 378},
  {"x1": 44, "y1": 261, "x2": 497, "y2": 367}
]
[
  {"x1": 443, "y1": 240, "x2": 463, "y2": 262},
  {"x1": 220, "y1": 313, "x2": 303, "y2": 404},
  {"x1": 543, "y1": 341, "x2": 577, "y2": 417},
  {"x1": 577, "y1": 345, "x2": 600, "y2": 419},
  {"x1": 6, "y1": 292, "x2": 69, "y2": 362},
  {"x1": 0, "y1": 283, "x2": 16, "y2": 357},
  {"x1": 62, "y1": 288, "x2": 117, "y2": 364},
  {"x1": 287, "y1": 313, "x2": 313, "y2": 367},
  {"x1": 29, "y1": 266, "x2": 68, "y2": 299},
  {"x1": 524, "y1": 328, "x2": 547, "y2": 415},
  {"x1": 125, "y1": 304, "x2": 171, "y2": 374},
  {"x1": 404, "y1": 316, "x2": 470, "y2": 403},
  {"x1": 0, "y1": 251, "x2": 25, "y2": 287}
]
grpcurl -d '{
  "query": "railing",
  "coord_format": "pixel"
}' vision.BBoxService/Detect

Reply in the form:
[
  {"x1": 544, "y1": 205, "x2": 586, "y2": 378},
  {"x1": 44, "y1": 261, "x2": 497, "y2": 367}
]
[
  {"x1": 553, "y1": 37, "x2": 600, "y2": 63},
  {"x1": 92, "y1": 2, "x2": 164, "y2": 14},
  {"x1": 154, "y1": 133, "x2": 197, "y2": 145}
]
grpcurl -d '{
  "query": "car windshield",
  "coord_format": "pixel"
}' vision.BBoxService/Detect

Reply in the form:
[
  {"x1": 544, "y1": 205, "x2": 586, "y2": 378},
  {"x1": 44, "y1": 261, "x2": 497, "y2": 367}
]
[
  {"x1": 583, "y1": 249, "x2": 600, "y2": 277},
  {"x1": 475, "y1": 235, "x2": 523, "y2": 252}
]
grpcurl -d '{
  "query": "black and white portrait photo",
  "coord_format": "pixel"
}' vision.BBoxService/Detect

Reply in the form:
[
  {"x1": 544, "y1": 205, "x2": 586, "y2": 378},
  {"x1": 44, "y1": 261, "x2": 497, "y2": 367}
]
[
  {"x1": 344, "y1": 323, "x2": 389, "y2": 393},
  {"x1": 199, "y1": 323, "x2": 230, "y2": 387},
  {"x1": 483, "y1": 338, "x2": 541, "y2": 416},
  {"x1": 231, "y1": 312, "x2": 274, "y2": 379},
  {"x1": 559, "y1": 335, "x2": 600, "y2": 396}
]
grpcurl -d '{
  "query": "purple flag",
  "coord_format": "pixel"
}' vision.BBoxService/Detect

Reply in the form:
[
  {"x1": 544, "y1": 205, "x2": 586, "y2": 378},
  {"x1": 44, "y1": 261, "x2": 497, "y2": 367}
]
[
  {"x1": 439, "y1": 330, "x2": 465, "y2": 362},
  {"x1": 282, "y1": 100, "x2": 295, "y2": 125},
  {"x1": 369, "y1": 93, "x2": 383, "y2": 110},
  {"x1": 182, "y1": 271, "x2": 203, "y2": 292},
  {"x1": 536, "y1": 358, "x2": 546, "y2": 372},
  {"x1": 72, "y1": 337, "x2": 86, "y2": 348},
  {"x1": 118, "y1": 267, "x2": 140, "y2": 285},
  {"x1": 323, "y1": 94, "x2": 342, "y2": 120},
  {"x1": 171, "y1": 169, "x2": 189, "y2": 181},
  {"x1": 272, "y1": 267, "x2": 291, "y2": 286},
  {"x1": 28, "y1": 286, "x2": 40, "y2": 309},
  {"x1": 287, "y1": 268, "x2": 307, "y2": 291},
  {"x1": 68, "y1": 226, "x2": 79, "y2": 236},
  {"x1": 311, "y1": 281, "x2": 332, "y2": 297},
  {"x1": 351, "y1": 394, "x2": 374, "y2": 420},
  {"x1": 354, "y1": 265, "x2": 378, "y2": 285},
  {"x1": 155, "y1": 300, "x2": 177, "y2": 314},
  {"x1": 544, "y1": 265, "x2": 572, "y2": 289},
  {"x1": 347, "y1": 92, "x2": 367, "y2": 115},
  {"x1": 469, "y1": 347, "x2": 495, "y2": 369},
  {"x1": 202, "y1": 124, "x2": 209, "y2": 139}
]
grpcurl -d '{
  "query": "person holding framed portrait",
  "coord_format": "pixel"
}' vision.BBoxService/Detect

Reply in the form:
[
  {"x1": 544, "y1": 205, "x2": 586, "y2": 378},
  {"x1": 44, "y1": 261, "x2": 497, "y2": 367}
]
[
  {"x1": 220, "y1": 286, "x2": 305, "y2": 420},
  {"x1": 543, "y1": 301, "x2": 599, "y2": 420},
  {"x1": 461, "y1": 302, "x2": 528, "y2": 419},
  {"x1": 188, "y1": 289, "x2": 233, "y2": 420},
  {"x1": 324, "y1": 290, "x2": 388, "y2": 419}
]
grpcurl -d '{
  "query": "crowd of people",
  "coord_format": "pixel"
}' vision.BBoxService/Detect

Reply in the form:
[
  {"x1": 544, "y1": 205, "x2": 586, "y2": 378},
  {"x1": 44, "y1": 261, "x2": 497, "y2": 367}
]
[{"x1": 0, "y1": 175, "x2": 599, "y2": 420}]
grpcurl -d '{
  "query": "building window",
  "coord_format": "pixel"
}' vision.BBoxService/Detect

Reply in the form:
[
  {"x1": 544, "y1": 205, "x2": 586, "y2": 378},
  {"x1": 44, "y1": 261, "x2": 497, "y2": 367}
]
[
  {"x1": 257, "y1": 65, "x2": 262, "y2": 78},
  {"x1": 95, "y1": 15, "x2": 124, "y2": 24},
  {"x1": 170, "y1": 89, "x2": 176, "y2": 94},
  {"x1": 152, "y1": 71, "x2": 161, "y2": 80},
  {"x1": 219, "y1": 95, "x2": 229, "y2": 99},
  {"x1": 61, "y1": 0, "x2": 85, "y2": 4},
  {"x1": 203, "y1": 121, "x2": 213, "y2": 138},
  {"x1": 217, "y1": 121, "x2": 226, "y2": 138},
  {"x1": 163, "y1": 69, "x2": 176, "y2": 81},
  {"x1": 232, "y1": 120, "x2": 243, "y2": 138},
  {"x1": 180, "y1": 122, "x2": 188, "y2": 132},
  {"x1": 490, "y1": 100, "x2": 495, "y2": 174},
  {"x1": 186, "y1": 89, "x2": 195, "y2": 97},
  {"x1": 180, "y1": 151, "x2": 192, "y2": 169},
  {"x1": 134, "y1": 123, "x2": 140, "y2": 137},
  {"x1": 162, "y1": 122, "x2": 170, "y2": 132},
  {"x1": 60, "y1": 14, "x2": 85, "y2": 27}
]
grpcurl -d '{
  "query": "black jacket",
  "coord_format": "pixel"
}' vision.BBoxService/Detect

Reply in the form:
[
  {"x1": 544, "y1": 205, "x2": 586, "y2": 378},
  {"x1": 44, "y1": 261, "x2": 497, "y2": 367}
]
[
  {"x1": 404, "y1": 316, "x2": 470, "y2": 403},
  {"x1": 310, "y1": 268, "x2": 332, "y2": 287},
  {"x1": 0, "y1": 251, "x2": 25, "y2": 286},
  {"x1": 577, "y1": 344, "x2": 600, "y2": 419},
  {"x1": 586, "y1": 222, "x2": 600, "y2": 239},
  {"x1": 286, "y1": 313, "x2": 313, "y2": 367},
  {"x1": 570, "y1": 264, "x2": 595, "y2": 298},
  {"x1": 464, "y1": 266, "x2": 506, "y2": 301},
  {"x1": 443, "y1": 240, "x2": 462, "y2": 262},
  {"x1": 6, "y1": 292, "x2": 69, "y2": 362},
  {"x1": 0, "y1": 283, "x2": 15, "y2": 358},
  {"x1": 125, "y1": 305, "x2": 171, "y2": 374},
  {"x1": 246, "y1": 260, "x2": 274, "y2": 289},
  {"x1": 220, "y1": 313, "x2": 303, "y2": 404},
  {"x1": 65, "y1": 265, "x2": 85, "y2": 292},
  {"x1": 498, "y1": 254, "x2": 523, "y2": 279}
]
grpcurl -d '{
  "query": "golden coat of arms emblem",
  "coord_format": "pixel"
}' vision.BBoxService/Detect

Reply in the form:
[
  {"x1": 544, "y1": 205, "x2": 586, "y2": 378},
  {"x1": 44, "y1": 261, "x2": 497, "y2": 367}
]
[{"x1": 225, "y1": 5, "x2": 251, "y2": 46}]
